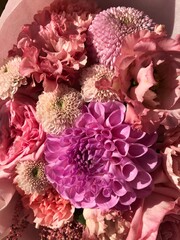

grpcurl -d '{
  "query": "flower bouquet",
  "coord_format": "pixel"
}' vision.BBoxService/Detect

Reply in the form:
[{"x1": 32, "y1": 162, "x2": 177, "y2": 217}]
[{"x1": 0, "y1": 0, "x2": 179, "y2": 239}]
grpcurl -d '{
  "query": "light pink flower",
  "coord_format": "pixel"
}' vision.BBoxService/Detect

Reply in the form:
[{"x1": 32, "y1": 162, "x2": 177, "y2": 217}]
[
  {"x1": 0, "y1": 179, "x2": 16, "y2": 238},
  {"x1": 0, "y1": 93, "x2": 46, "y2": 179},
  {"x1": 22, "y1": 189, "x2": 75, "y2": 229},
  {"x1": 114, "y1": 30, "x2": 180, "y2": 133},
  {"x1": 83, "y1": 208, "x2": 131, "y2": 240},
  {"x1": 126, "y1": 170, "x2": 180, "y2": 240},
  {"x1": 163, "y1": 144, "x2": 180, "y2": 192}
]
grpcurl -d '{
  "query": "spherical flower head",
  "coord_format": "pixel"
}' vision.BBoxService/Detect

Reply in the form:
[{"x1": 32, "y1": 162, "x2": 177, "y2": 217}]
[
  {"x1": 81, "y1": 64, "x2": 119, "y2": 102},
  {"x1": 0, "y1": 57, "x2": 27, "y2": 99},
  {"x1": 14, "y1": 160, "x2": 49, "y2": 195},
  {"x1": 83, "y1": 208, "x2": 132, "y2": 240},
  {"x1": 22, "y1": 188, "x2": 75, "y2": 229},
  {"x1": 87, "y1": 7, "x2": 155, "y2": 68},
  {"x1": 36, "y1": 84, "x2": 83, "y2": 135},
  {"x1": 45, "y1": 101, "x2": 159, "y2": 210}
]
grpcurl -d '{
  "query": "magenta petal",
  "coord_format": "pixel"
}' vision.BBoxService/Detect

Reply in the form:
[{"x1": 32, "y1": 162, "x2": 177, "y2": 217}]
[
  {"x1": 105, "y1": 109, "x2": 124, "y2": 127},
  {"x1": 128, "y1": 143, "x2": 148, "y2": 158},
  {"x1": 122, "y1": 163, "x2": 138, "y2": 181},
  {"x1": 131, "y1": 172, "x2": 152, "y2": 190}
]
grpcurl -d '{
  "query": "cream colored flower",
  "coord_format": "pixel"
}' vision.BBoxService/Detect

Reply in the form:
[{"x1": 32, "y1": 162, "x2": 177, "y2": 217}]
[
  {"x1": 36, "y1": 84, "x2": 83, "y2": 135},
  {"x1": 14, "y1": 160, "x2": 49, "y2": 195},
  {"x1": 81, "y1": 64, "x2": 119, "y2": 102},
  {"x1": 0, "y1": 57, "x2": 27, "y2": 99}
]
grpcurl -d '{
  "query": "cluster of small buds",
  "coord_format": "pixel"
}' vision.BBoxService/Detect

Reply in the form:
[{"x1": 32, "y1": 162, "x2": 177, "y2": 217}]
[
  {"x1": 39, "y1": 221, "x2": 85, "y2": 240},
  {"x1": 6, "y1": 199, "x2": 29, "y2": 240}
]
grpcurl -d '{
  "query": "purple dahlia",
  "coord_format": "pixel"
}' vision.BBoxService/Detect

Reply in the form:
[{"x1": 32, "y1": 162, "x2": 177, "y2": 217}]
[
  {"x1": 87, "y1": 7, "x2": 155, "y2": 68},
  {"x1": 45, "y1": 101, "x2": 159, "y2": 210}
]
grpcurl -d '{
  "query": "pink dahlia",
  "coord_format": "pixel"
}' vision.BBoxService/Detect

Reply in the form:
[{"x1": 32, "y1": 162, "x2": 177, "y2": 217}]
[
  {"x1": 114, "y1": 31, "x2": 180, "y2": 133},
  {"x1": 9, "y1": 0, "x2": 98, "y2": 91},
  {"x1": 87, "y1": 7, "x2": 155, "y2": 68},
  {"x1": 0, "y1": 93, "x2": 46, "y2": 179},
  {"x1": 45, "y1": 101, "x2": 159, "y2": 210},
  {"x1": 22, "y1": 188, "x2": 75, "y2": 229}
]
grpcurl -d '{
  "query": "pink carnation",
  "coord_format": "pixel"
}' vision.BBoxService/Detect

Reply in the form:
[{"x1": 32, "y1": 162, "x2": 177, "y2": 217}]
[
  {"x1": 22, "y1": 189, "x2": 75, "y2": 229},
  {"x1": 9, "y1": 0, "x2": 98, "y2": 91},
  {"x1": 0, "y1": 93, "x2": 46, "y2": 179},
  {"x1": 114, "y1": 30, "x2": 180, "y2": 133}
]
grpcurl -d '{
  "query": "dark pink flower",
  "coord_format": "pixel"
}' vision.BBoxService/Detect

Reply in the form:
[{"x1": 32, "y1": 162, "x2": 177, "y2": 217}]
[{"x1": 9, "y1": 0, "x2": 98, "y2": 91}]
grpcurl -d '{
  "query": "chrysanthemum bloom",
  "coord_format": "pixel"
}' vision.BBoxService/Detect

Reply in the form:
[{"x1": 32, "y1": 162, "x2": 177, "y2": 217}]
[
  {"x1": 9, "y1": 0, "x2": 98, "y2": 91},
  {"x1": 0, "y1": 57, "x2": 27, "y2": 99},
  {"x1": 22, "y1": 188, "x2": 75, "y2": 229},
  {"x1": 83, "y1": 208, "x2": 132, "y2": 240},
  {"x1": 114, "y1": 30, "x2": 180, "y2": 133},
  {"x1": 45, "y1": 101, "x2": 159, "y2": 210},
  {"x1": 14, "y1": 160, "x2": 49, "y2": 195},
  {"x1": 36, "y1": 84, "x2": 83, "y2": 134},
  {"x1": 87, "y1": 7, "x2": 155, "y2": 68},
  {"x1": 81, "y1": 64, "x2": 119, "y2": 102}
]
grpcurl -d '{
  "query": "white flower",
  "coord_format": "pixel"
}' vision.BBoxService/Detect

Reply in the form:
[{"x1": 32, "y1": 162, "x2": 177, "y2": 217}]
[{"x1": 0, "y1": 57, "x2": 27, "y2": 99}]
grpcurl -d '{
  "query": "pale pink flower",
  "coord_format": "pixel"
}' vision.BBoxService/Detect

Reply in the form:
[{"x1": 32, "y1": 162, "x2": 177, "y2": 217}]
[
  {"x1": 0, "y1": 93, "x2": 46, "y2": 179},
  {"x1": 81, "y1": 64, "x2": 119, "y2": 102},
  {"x1": 22, "y1": 189, "x2": 75, "y2": 229},
  {"x1": 126, "y1": 170, "x2": 180, "y2": 240},
  {"x1": 115, "y1": 30, "x2": 180, "y2": 133},
  {"x1": 83, "y1": 208, "x2": 131, "y2": 240},
  {"x1": 87, "y1": 7, "x2": 155, "y2": 69},
  {"x1": 0, "y1": 179, "x2": 16, "y2": 238},
  {"x1": 163, "y1": 144, "x2": 180, "y2": 192}
]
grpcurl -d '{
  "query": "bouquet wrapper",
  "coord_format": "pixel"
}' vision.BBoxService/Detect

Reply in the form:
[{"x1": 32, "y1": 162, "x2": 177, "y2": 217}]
[{"x1": 0, "y1": 0, "x2": 180, "y2": 66}]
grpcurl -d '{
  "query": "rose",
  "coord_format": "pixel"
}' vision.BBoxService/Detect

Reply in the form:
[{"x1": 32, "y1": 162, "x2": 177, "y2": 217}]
[
  {"x1": 126, "y1": 170, "x2": 180, "y2": 240},
  {"x1": 0, "y1": 92, "x2": 46, "y2": 179},
  {"x1": 157, "y1": 208, "x2": 180, "y2": 240}
]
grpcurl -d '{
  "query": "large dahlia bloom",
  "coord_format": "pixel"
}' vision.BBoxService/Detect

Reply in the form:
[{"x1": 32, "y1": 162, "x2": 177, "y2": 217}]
[
  {"x1": 45, "y1": 101, "x2": 159, "y2": 210},
  {"x1": 9, "y1": 0, "x2": 98, "y2": 91},
  {"x1": 114, "y1": 30, "x2": 180, "y2": 133},
  {"x1": 87, "y1": 7, "x2": 155, "y2": 68}
]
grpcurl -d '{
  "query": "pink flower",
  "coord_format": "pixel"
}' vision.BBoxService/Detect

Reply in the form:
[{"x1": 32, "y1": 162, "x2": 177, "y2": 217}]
[
  {"x1": 126, "y1": 170, "x2": 180, "y2": 240},
  {"x1": 9, "y1": 0, "x2": 98, "y2": 91},
  {"x1": 114, "y1": 30, "x2": 180, "y2": 133},
  {"x1": 83, "y1": 208, "x2": 132, "y2": 240},
  {"x1": 163, "y1": 144, "x2": 180, "y2": 192},
  {"x1": 0, "y1": 93, "x2": 46, "y2": 179},
  {"x1": 22, "y1": 188, "x2": 75, "y2": 229},
  {"x1": 0, "y1": 179, "x2": 16, "y2": 238}
]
